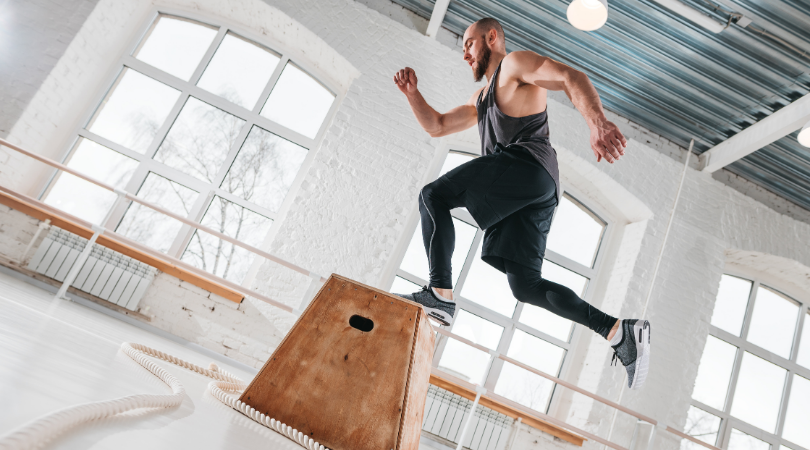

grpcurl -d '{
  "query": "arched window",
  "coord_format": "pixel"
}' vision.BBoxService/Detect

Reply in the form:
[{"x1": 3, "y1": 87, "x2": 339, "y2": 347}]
[
  {"x1": 390, "y1": 150, "x2": 610, "y2": 415},
  {"x1": 41, "y1": 14, "x2": 338, "y2": 283},
  {"x1": 685, "y1": 274, "x2": 810, "y2": 450}
]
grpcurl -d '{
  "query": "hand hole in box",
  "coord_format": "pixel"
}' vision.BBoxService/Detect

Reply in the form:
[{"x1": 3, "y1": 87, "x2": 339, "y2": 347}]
[{"x1": 349, "y1": 315, "x2": 374, "y2": 332}]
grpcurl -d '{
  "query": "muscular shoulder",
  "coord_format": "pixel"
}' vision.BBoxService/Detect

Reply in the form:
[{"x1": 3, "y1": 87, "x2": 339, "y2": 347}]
[
  {"x1": 466, "y1": 86, "x2": 485, "y2": 106},
  {"x1": 502, "y1": 51, "x2": 549, "y2": 82}
]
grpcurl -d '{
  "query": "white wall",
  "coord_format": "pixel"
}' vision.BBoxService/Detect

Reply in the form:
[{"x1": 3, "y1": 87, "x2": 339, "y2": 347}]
[{"x1": 4, "y1": 1, "x2": 810, "y2": 449}]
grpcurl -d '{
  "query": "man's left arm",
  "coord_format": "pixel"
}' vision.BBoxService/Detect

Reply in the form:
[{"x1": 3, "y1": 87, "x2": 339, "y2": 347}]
[{"x1": 503, "y1": 51, "x2": 626, "y2": 164}]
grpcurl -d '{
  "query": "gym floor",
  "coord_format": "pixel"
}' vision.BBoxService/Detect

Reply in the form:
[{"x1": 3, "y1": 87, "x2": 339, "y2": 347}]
[{"x1": 0, "y1": 269, "x2": 303, "y2": 450}]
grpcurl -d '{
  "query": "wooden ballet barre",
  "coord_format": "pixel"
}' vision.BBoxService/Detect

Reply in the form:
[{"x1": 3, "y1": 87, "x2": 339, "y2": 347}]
[
  {"x1": 0, "y1": 138, "x2": 327, "y2": 285},
  {"x1": 0, "y1": 186, "x2": 298, "y2": 313},
  {"x1": 429, "y1": 370, "x2": 588, "y2": 446}
]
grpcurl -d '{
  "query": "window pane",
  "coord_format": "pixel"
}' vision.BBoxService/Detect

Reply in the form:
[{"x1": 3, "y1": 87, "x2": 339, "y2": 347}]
[
  {"x1": 460, "y1": 242, "x2": 517, "y2": 317},
  {"x1": 692, "y1": 336, "x2": 737, "y2": 410},
  {"x1": 133, "y1": 15, "x2": 217, "y2": 81},
  {"x1": 399, "y1": 221, "x2": 429, "y2": 283},
  {"x1": 451, "y1": 219, "x2": 477, "y2": 286},
  {"x1": 546, "y1": 195, "x2": 605, "y2": 267},
  {"x1": 542, "y1": 259, "x2": 588, "y2": 296},
  {"x1": 117, "y1": 173, "x2": 197, "y2": 252},
  {"x1": 437, "y1": 339, "x2": 491, "y2": 384},
  {"x1": 451, "y1": 310, "x2": 503, "y2": 351},
  {"x1": 260, "y1": 63, "x2": 334, "y2": 139},
  {"x1": 507, "y1": 329, "x2": 565, "y2": 376},
  {"x1": 728, "y1": 429, "x2": 770, "y2": 450},
  {"x1": 519, "y1": 260, "x2": 586, "y2": 341},
  {"x1": 798, "y1": 312, "x2": 810, "y2": 370},
  {"x1": 747, "y1": 286, "x2": 799, "y2": 359},
  {"x1": 154, "y1": 97, "x2": 245, "y2": 182},
  {"x1": 494, "y1": 362, "x2": 554, "y2": 412},
  {"x1": 399, "y1": 217, "x2": 476, "y2": 287},
  {"x1": 197, "y1": 33, "x2": 280, "y2": 109},
  {"x1": 44, "y1": 139, "x2": 137, "y2": 224},
  {"x1": 782, "y1": 375, "x2": 810, "y2": 449},
  {"x1": 519, "y1": 304, "x2": 573, "y2": 342},
  {"x1": 221, "y1": 126, "x2": 307, "y2": 213},
  {"x1": 711, "y1": 275, "x2": 752, "y2": 336},
  {"x1": 182, "y1": 196, "x2": 272, "y2": 283},
  {"x1": 439, "y1": 152, "x2": 475, "y2": 215},
  {"x1": 88, "y1": 68, "x2": 181, "y2": 153},
  {"x1": 390, "y1": 276, "x2": 420, "y2": 294},
  {"x1": 680, "y1": 406, "x2": 721, "y2": 449},
  {"x1": 730, "y1": 352, "x2": 787, "y2": 433}
]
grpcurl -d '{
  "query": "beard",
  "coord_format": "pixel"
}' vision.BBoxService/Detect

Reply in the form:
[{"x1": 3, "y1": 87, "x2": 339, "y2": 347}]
[{"x1": 473, "y1": 44, "x2": 491, "y2": 82}]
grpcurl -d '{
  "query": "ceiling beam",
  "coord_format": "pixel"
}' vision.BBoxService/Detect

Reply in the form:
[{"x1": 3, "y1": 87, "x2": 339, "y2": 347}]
[
  {"x1": 425, "y1": 0, "x2": 451, "y2": 39},
  {"x1": 649, "y1": 0, "x2": 726, "y2": 33},
  {"x1": 699, "y1": 93, "x2": 810, "y2": 173}
]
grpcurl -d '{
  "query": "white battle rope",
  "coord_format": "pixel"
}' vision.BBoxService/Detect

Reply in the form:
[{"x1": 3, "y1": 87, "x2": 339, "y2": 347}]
[{"x1": 0, "y1": 343, "x2": 329, "y2": 450}]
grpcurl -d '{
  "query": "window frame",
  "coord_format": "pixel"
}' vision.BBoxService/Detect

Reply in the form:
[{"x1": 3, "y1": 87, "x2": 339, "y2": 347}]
[
  {"x1": 39, "y1": 8, "x2": 343, "y2": 264},
  {"x1": 689, "y1": 269, "x2": 810, "y2": 450},
  {"x1": 390, "y1": 144, "x2": 615, "y2": 416}
]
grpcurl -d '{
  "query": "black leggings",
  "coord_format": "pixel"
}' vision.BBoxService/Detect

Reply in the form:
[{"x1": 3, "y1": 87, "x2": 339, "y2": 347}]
[
  {"x1": 419, "y1": 179, "x2": 617, "y2": 339},
  {"x1": 504, "y1": 260, "x2": 617, "y2": 338}
]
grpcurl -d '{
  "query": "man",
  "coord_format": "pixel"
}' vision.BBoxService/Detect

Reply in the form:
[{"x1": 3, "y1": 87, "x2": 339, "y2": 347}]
[{"x1": 393, "y1": 18, "x2": 650, "y2": 390}]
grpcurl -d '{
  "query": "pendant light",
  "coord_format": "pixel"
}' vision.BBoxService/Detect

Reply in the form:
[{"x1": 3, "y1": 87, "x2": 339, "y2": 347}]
[
  {"x1": 567, "y1": 0, "x2": 608, "y2": 31},
  {"x1": 799, "y1": 120, "x2": 810, "y2": 147}
]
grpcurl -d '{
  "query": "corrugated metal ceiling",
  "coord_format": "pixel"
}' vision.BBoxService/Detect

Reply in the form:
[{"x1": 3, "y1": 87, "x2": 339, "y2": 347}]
[{"x1": 388, "y1": 0, "x2": 810, "y2": 209}]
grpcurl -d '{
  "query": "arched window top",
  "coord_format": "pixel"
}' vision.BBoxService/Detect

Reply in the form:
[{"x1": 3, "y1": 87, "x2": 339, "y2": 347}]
[
  {"x1": 132, "y1": 14, "x2": 338, "y2": 139},
  {"x1": 42, "y1": 12, "x2": 348, "y2": 285}
]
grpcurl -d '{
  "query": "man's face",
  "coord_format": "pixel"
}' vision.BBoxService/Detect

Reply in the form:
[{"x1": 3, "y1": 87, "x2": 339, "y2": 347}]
[{"x1": 463, "y1": 27, "x2": 492, "y2": 82}]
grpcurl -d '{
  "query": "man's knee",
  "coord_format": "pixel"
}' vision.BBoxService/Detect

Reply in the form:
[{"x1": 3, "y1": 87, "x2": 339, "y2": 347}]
[
  {"x1": 419, "y1": 180, "x2": 446, "y2": 209},
  {"x1": 420, "y1": 180, "x2": 440, "y2": 199},
  {"x1": 506, "y1": 268, "x2": 545, "y2": 303}
]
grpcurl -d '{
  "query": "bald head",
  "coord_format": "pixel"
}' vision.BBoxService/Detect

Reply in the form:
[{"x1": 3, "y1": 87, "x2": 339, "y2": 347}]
[
  {"x1": 470, "y1": 18, "x2": 505, "y2": 48},
  {"x1": 462, "y1": 17, "x2": 507, "y2": 82}
]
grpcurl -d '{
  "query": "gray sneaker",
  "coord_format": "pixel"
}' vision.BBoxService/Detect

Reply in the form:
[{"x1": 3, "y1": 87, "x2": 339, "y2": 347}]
[
  {"x1": 610, "y1": 319, "x2": 651, "y2": 390},
  {"x1": 395, "y1": 286, "x2": 456, "y2": 326}
]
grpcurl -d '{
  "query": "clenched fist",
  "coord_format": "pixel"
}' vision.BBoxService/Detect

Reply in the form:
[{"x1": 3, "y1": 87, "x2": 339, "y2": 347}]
[{"x1": 394, "y1": 67, "x2": 418, "y2": 95}]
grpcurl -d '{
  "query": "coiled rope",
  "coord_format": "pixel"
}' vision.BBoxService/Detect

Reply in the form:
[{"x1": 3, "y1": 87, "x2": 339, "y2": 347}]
[{"x1": 0, "y1": 342, "x2": 329, "y2": 450}]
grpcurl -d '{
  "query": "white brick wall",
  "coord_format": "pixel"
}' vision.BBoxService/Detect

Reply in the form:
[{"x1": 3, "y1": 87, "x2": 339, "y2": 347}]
[
  {"x1": 0, "y1": 0, "x2": 100, "y2": 139},
  {"x1": 0, "y1": 205, "x2": 46, "y2": 263},
  {"x1": 4, "y1": 1, "x2": 810, "y2": 449}
]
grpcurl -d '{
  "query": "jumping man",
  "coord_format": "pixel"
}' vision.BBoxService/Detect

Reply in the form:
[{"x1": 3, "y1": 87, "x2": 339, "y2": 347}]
[{"x1": 394, "y1": 18, "x2": 650, "y2": 389}]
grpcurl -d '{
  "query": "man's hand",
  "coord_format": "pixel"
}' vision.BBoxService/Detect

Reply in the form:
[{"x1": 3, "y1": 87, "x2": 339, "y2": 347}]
[
  {"x1": 590, "y1": 118, "x2": 627, "y2": 163},
  {"x1": 394, "y1": 67, "x2": 418, "y2": 96}
]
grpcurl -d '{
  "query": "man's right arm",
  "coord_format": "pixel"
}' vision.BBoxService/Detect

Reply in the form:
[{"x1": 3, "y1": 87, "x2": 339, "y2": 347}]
[{"x1": 394, "y1": 67, "x2": 478, "y2": 138}]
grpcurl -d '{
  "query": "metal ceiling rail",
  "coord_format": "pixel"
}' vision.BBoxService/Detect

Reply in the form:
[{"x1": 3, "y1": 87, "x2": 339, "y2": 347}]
[{"x1": 0, "y1": 138, "x2": 720, "y2": 450}]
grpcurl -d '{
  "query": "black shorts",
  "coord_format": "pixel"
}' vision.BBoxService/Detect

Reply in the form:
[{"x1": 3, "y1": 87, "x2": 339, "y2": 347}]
[{"x1": 436, "y1": 143, "x2": 558, "y2": 273}]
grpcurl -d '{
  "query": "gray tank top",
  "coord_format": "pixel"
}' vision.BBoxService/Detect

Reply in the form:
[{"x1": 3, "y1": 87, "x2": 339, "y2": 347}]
[{"x1": 477, "y1": 61, "x2": 561, "y2": 201}]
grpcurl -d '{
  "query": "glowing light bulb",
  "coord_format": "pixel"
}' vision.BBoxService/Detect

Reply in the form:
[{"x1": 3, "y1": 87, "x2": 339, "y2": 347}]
[
  {"x1": 799, "y1": 120, "x2": 810, "y2": 147},
  {"x1": 567, "y1": 0, "x2": 609, "y2": 31}
]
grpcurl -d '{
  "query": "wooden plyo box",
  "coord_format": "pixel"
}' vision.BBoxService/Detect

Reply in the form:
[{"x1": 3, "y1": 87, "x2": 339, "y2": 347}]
[{"x1": 239, "y1": 274, "x2": 435, "y2": 450}]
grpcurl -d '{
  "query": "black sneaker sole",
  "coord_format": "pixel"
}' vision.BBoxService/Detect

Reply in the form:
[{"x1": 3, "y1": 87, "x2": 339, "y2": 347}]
[{"x1": 425, "y1": 307, "x2": 453, "y2": 327}]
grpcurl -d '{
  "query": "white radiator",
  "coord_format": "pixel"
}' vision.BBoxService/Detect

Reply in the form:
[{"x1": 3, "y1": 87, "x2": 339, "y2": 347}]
[
  {"x1": 422, "y1": 384, "x2": 513, "y2": 450},
  {"x1": 27, "y1": 227, "x2": 156, "y2": 311}
]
